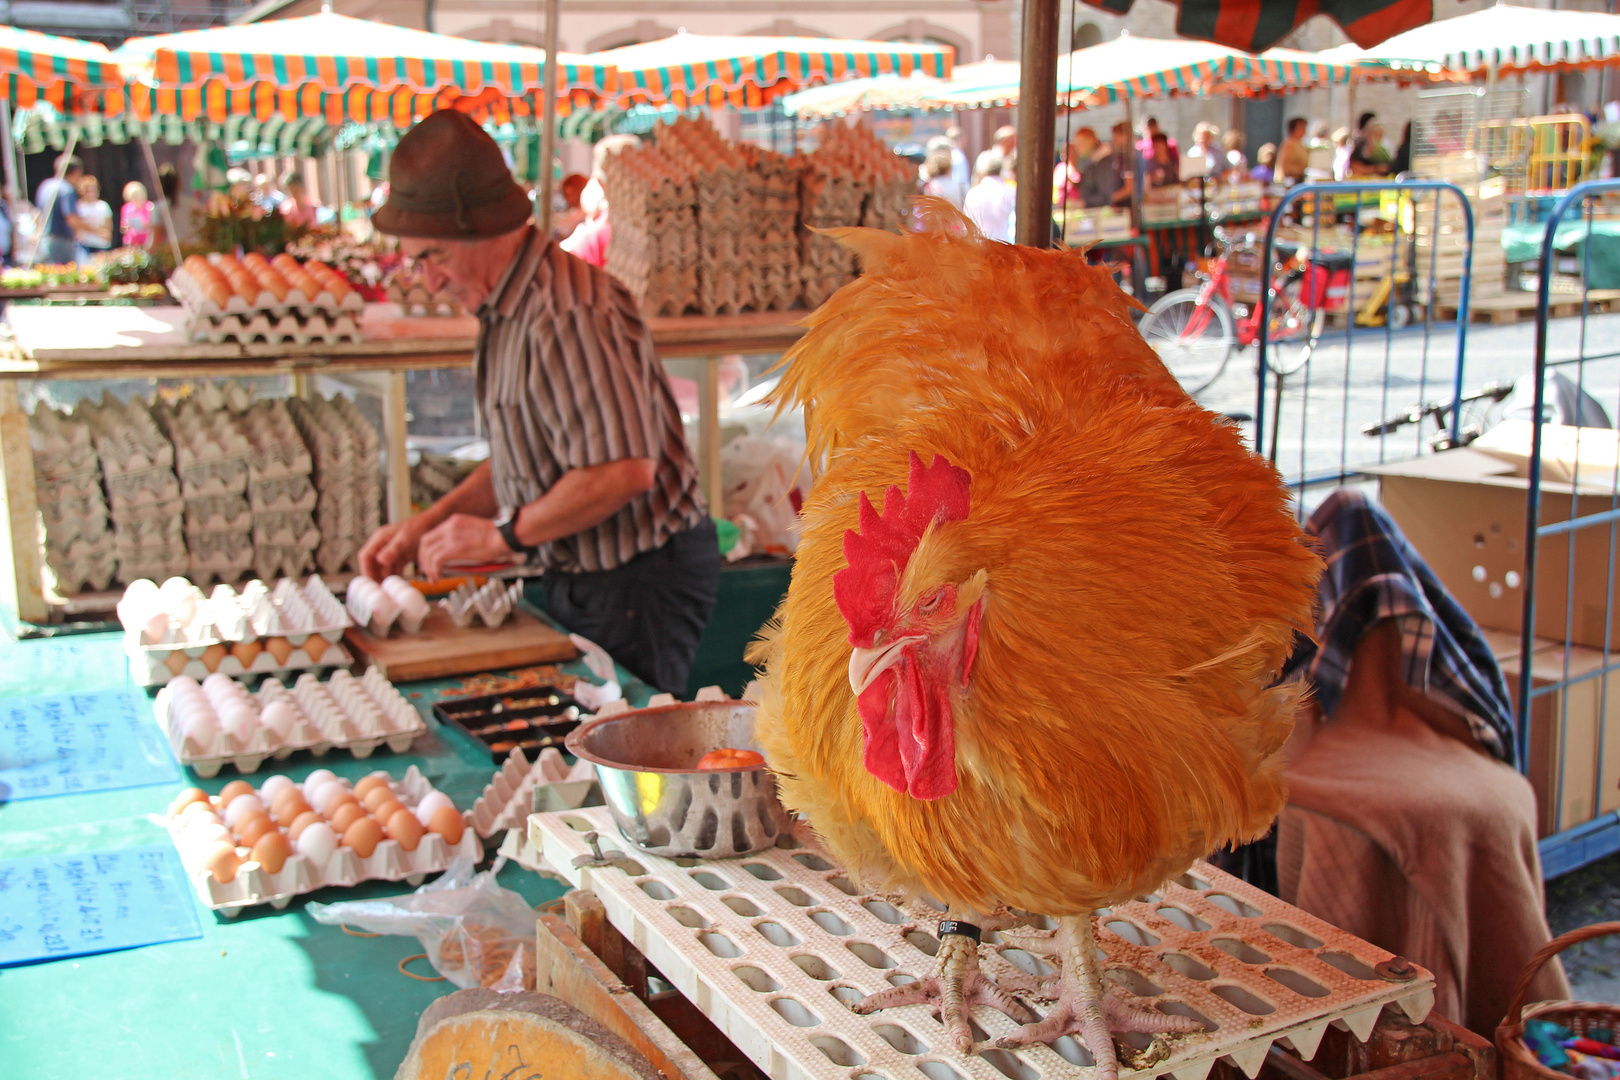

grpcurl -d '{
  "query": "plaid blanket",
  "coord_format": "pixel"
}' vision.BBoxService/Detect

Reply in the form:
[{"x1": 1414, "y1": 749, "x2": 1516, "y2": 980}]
[{"x1": 1281, "y1": 488, "x2": 1517, "y2": 765}]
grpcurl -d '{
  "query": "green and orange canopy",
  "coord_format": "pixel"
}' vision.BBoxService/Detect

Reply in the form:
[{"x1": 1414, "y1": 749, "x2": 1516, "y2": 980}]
[
  {"x1": 110, "y1": 13, "x2": 617, "y2": 126},
  {"x1": 0, "y1": 26, "x2": 121, "y2": 111}
]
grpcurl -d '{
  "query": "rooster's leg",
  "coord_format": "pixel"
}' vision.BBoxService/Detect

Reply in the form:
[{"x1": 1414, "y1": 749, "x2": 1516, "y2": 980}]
[
  {"x1": 850, "y1": 911, "x2": 1035, "y2": 1055},
  {"x1": 993, "y1": 915, "x2": 1204, "y2": 1080}
]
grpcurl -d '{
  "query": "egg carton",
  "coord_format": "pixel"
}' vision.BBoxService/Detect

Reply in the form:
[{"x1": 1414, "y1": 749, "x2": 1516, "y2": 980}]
[
  {"x1": 75, "y1": 395, "x2": 175, "y2": 477},
  {"x1": 249, "y1": 475, "x2": 318, "y2": 513},
  {"x1": 47, "y1": 545, "x2": 118, "y2": 595},
  {"x1": 170, "y1": 258, "x2": 363, "y2": 318},
  {"x1": 466, "y1": 746, "x2": 596, "y2": 840},
  {"x1": 186, "y1": 311, "x2": 362, "y2": 346},
  {"x1": 165, "y1": 765, "x2": 476, "y2": 914},
  {"x1": 344, "y1": 574, "x2": 429, "y2": 636},
  {"x1": 155, "y1": 668, "x2": 426, "y2": 777},
  {"x1": 314, "y1": 535, "x2": 363, "y2": 576},
  {"x1": 40, "y1": 498, "x2": 110, "y2": 543},
  {"x1": 27, "y1": 406, "x2": 96, "y2": 476},
  {"x1": 252, "y1": 544, "x2": 315, "y2": 583},
  {"x1": 105, "y1": 468, "x2": 181, "y2": 509},
  {"x1": 386, "y1": 280, "x2": 464, "y2": 316},
  {"x1": 251, "y1": 510, "x2": 319, "y2": 550},
  {"x1": 184, "y1": 494, "x2": 252, "y2": 534},
  {"x1": 188, "y1": 534, "x2": 255, "y2": 585},
  {"x1": 441, "y1": 579, "x2": 522, "y2": 629},
  {"x1": 36, "y1": 475, "x2": 106, "y2": 516},
  {"x1": 236, "y1": 399, "x2": 313, "y2": 481}
]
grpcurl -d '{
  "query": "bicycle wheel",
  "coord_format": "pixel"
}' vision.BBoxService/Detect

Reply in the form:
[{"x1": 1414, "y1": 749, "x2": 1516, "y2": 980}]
[
  {"x1": 1138, "y1": 288, "x2": 1236, "y2": 396},
  {"x1": 1263, "y1": 275, "x2": 1326, "y2": 378}
]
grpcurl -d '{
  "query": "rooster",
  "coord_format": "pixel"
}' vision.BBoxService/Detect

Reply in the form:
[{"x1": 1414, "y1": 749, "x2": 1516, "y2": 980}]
[{"x1": 750, "y1": 204, "x2": 1321, "y2": 1078}]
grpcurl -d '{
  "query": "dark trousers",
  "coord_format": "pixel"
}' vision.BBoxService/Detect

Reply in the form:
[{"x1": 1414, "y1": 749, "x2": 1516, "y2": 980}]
[{"x1": 540, "y1": 518, "x2": 721, "y2": 697}]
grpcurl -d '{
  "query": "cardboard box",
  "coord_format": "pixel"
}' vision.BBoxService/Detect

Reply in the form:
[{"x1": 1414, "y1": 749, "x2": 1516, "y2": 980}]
[
  {"x1": 1483, "y1": 629, "x2": 1620, "y2": 836},
  {"x1": 1368, "y1": 448, "x2": 1620, "y2": 650}
]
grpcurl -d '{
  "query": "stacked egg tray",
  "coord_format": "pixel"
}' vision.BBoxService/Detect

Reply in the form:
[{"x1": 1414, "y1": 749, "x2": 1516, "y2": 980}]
[
  {"x1": 165, "y1": 766, "x2": 476, "y2": 915},
  {"x1": 287, "y1": 394, "x2": 381, "y2": 575},
  {"x1": 798, "y1": 122, "x2": 914, "y2": 308},
  {"x1": 602, "y1": 140, "x2": 700, "y2": 318},
  {"x1": 386, "y1": 279, "x2": 464, "y2": 317},
  {"x1": 431, "y1": 684, "x2": 582, "y2": 764},
  {"x1": 521, "y1": 807, "x2": 1437, "y2": 1080},
  {"x1": 151, "y1": 393, "x2": 255, "y2": 585},
  {"x1": 122, "y1": 575, "x2": 353, "y2": 687},
  {"x1": 29, "y1": 405, "x2": 116, "y2": 594},
  {"x1": 77, "y1": 395, "x2": 188, "y2": 585},
  {"x1": 155, "y1": 667, "x2": 427, "y2": 777},
  {"x1": 239, "y1": 398, "x2": 318, "y2": 581},
  {"x1": 170, "y1": 253, "x2": 363, "y2": 345}
]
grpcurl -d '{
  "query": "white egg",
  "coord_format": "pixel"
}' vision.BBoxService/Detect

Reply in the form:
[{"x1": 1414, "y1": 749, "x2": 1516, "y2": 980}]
[
  {"x1": 295, "y1": 822, "x2": 338, "y2": 864},
  {"x1": 307, "y1": 779, "x2": 347, "y2": 814},
  {"x1": 219, "y1": 704, "x2": 259, "y2": 741},
  {"x1": 143, "y1": 611, "x2": 170, "y2": 644},
  {"x1": 302, "y1": 768, "x2": 337, "y2": 796},
  {"x1": 413, "y1": 791, "x2": 455, "y2": 825},
  {"x1": 182, "y1": 708, "x2": 220, "y2": 749},
  {"x1": 258, "y1": 774, "x2": 295, "y2": 802},
  {"x1": 169, "y1": 674, "x2": 202, "y2": 696},
  {"x1": 260, "y1": 701, "x2": 298, "y2": 740},
  {"x1": 222, "y1": 794, "x2": 264, "y2": 827},
  {"x1": 186, "y1": 821, "x2": 232, "y2": 845}
]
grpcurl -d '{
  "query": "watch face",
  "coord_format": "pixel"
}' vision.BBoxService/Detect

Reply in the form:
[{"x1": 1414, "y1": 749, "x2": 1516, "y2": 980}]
[{"x1": 494, "y1": 506, "x2": 515, "y2": 527}]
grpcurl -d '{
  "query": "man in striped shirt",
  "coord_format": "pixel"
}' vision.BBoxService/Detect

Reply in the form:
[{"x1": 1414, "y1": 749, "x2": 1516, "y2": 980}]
[{"x1": 360, "y1": 110, "x2": 719, "y2": 695}]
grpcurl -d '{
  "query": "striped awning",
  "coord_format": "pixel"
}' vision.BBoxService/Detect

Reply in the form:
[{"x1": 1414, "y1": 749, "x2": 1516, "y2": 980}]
[
  {"x1": 13, "y1": 104, "x2": 333, "y2": 157},
  {"x1": 780, "y1": 60, "x2": 1016, "y2": 119},
  {"x1": 921, "y1": 37, "x2": 1352, "y2": 110},
  {"x1": 594, "y1": 33, "x2": 954, "y2": 108},
  {"x1": 112, "y1": 13, "x2": 617, "y2": 125},
  {"x1": 0, "y1": 26, "x2": 121, "y2": 111},
  {"x1": 1348, "y1": 2, "x2": 1620, "y2": 74},
  {"x1": 1082, "y1": 0, "x2": 1433, "y2": 52}
]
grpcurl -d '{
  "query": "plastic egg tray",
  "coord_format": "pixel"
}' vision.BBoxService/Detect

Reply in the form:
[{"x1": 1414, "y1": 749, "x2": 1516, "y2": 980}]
[
  {"x1": 166, "y1": 766, "x2": 478, "y2": 914},
  {"x1": 169, "y1": 256, "x2": 364, "y2": 317},
  {"x1": 155, "y1": 668, "x2": 427, "y2": 777},
  {"x1": 346, "y1": 575, "x2": 430, "y2": 636},
  {"x1": 465, "y1": 745, "x2": 597, "y2": 841}
]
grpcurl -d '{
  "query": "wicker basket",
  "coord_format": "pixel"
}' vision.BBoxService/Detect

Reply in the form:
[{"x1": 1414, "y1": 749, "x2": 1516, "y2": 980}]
[{"x1": 1497, "y1": 922, "x2": 1620, "y2": 1080}]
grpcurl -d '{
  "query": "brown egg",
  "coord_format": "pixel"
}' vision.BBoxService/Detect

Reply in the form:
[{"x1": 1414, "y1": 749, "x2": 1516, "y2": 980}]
[
  {"x1": 384, "y1": 808, "x2": 422, "y2": 852},
  {"x1": 203, "y1": 841, "x2": 241, "y2": 884},
  {"x1": 218, "y1": 780, "x2": 257, "y2": 807},
  {"x1": 263, "y1": 637, "x2": 295, "y2": 665},
  {"x1": 235, "y1": 813, "x2": 277, "y2": 848},
  {"x1": 353, "y1": 774, "x2": 392, "y2": 801},
  {"x1": 427, "y1": 806, "x2": 466, "y2": 846},
  {"x1": 328, "y1": 802, "x2": 367, "y2": 834},
  {"x1": 251, "y1": 831, "x2": 292, "y2": 874},
  {"x1": 199, "y1": 643, "x2": 228, "y2": 672},
  {"x1": 271, "y1": 789, "x2": 312, "y2": 824},
  {"x1": 287, "y1": 810, "x2": 323, "y2": 843},
  {"x1": 230, "y1": 640, "x2": 263, "y2": 665},
  {"x1": 341, "y1": 816, "x2": 384, "y2": 858},
  {"x1": 360, "y1": 785, "x2": 397, "y2": 812},
  {"x1": 371, "y1": 798, "x2": 405, "y2": 825},
  {"x1": 170, "y1": 787, "x2": 211, "y2": 817}
]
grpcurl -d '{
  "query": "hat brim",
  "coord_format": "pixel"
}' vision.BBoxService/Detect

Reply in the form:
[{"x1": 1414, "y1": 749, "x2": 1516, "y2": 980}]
[{"x1": 372, "y1": 185, "x2": 533, "y2": 239}]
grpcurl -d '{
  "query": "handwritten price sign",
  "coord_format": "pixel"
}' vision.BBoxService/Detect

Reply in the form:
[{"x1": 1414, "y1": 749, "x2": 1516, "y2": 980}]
[
  {"x1": 0, "y1": 689, "x2": 178, "y2": 801},
  {"x1": 0, "y1": 847, "x2": 201, "y2": 966}
]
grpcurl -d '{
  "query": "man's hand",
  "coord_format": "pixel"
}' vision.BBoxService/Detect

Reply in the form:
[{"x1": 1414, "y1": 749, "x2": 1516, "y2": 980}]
[
  {"x1": 359, "y1": 517, "x2": 429, "y2": 580},
  {"x1": 416, "y1": 513, "x2": 516, "y2": 582}
]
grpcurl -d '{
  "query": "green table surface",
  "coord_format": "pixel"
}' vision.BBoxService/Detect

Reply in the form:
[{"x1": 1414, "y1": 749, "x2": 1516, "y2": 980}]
[
  {"x1": 1502, "y1": 218, "x2": 1620, "y2": 290},
  {"x1": 0, "y1": 615, "x2": 658, "y2": 1080}
]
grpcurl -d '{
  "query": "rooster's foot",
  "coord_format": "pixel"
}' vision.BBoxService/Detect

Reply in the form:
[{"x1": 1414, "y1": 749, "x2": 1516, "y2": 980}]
[
  {"x1": 851, "y1": 927, "x2": 1035, "y2": 1055},
  {"x1": 991, "y1": 915, "x2": 1204, "y2": 1080}
]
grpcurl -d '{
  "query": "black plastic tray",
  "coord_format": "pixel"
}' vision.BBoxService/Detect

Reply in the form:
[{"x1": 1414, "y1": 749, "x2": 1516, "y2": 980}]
[{"x1": 432, "y1": 684, "x2": 583, "y2": 763}]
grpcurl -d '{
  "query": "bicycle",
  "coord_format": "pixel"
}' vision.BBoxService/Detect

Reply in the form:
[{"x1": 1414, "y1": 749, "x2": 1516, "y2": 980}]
[
  {"x1": 1362, "y1": 380, "x2": 1516, "y2": 451},
  {"x1": 1138, "y1": 227, "x2": 1347, "y2": 396}
]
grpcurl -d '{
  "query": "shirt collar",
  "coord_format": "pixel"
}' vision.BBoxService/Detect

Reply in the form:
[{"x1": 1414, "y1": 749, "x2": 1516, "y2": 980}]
[{"x1": 479, "y1": 224, "x2": 547, "y2": 321}]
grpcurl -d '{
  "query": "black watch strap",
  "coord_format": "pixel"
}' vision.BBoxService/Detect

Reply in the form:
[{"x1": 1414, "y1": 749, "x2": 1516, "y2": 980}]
[{"x1": 496, "y1": 511, "x2": 530, "y2": 556}]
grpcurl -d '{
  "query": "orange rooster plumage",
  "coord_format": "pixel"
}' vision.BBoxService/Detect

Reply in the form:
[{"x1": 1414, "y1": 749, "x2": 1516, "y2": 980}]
[{"x1": 749, "y1": 205, "x2": 1323, "y2": 1075}]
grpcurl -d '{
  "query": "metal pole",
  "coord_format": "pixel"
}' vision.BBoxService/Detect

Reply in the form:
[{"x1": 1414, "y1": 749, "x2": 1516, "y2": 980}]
[
  {"x1": 1014, "y1": 0, "x2": 1060, "y2": 248},
  {"x1": 0, "y1": 100, "x2": 19, "y2": 209},
  {"x1": 139, "y1": 137, "x2": 185, "y2": 268},
  {"x1": 536, "y1": 0, "x2": 561, "y2": 235}
]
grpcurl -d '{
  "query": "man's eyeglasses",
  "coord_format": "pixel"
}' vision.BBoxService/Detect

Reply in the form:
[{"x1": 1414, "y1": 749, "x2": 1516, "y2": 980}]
[{"x1": 407, "y1": 248, "x2": 450, "y2": 271}]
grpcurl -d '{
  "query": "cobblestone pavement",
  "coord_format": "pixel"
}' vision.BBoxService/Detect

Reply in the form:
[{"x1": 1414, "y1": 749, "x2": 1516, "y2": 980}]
[{"x1": 1546, "y1": 852, "x2": 1620, "y2": 1002}]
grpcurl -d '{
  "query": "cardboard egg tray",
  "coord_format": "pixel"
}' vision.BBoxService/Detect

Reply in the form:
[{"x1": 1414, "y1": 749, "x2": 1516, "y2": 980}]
[
  {"x1": 166, "y1": 765, "x2": 478, "y2": 914},
  {"x1": 168, "y1": 262, "x2": 364, "y2": 317},
  {"x1": 154, "y1": 667, "x2": 427, "y2": 777},
  {"x1": 520, "y1": 807, "x2": 1437, "y2": 1080},
  {"x1": 185, "y1": 311, "x2": 363, "y2": 346},
  {"x1": 387, "y1": 280, "x2": 464, "y2": 317}
]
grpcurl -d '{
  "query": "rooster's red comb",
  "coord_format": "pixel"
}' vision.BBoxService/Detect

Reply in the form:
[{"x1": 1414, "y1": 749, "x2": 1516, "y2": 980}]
[{"x1": 833, "y1": 452, "x2": 972, "y2": 646}]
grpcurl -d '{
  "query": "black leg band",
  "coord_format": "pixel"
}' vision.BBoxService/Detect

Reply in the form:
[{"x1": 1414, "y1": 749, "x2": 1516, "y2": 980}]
[{"x1": 938, "y1": 919, "x2": 982, "y2": 942}]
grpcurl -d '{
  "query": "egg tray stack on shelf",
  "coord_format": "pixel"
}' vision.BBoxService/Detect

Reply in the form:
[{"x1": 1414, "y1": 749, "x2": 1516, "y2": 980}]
[
  {"x1": 169, "y1": 253, "x2": 362, "y2": 345},
  {"x1": 386, "y1": 276, "x2": 464, "y2": 316},
  {"x1": 163, "y1": 766, "x2": 474, "y2": 914},
  {"x1": 28, "y1": 405, "x2": 116, "y2": 595},
  {"x1": 601, "y1": 140, "x2": 700, "y2": 317},
  {"x1": 237, "y1": 397, "x2": 318, "y2": 581},
  {"x1": 797, "y1": 122, "x2": 912, "y2": 308},
  {"x1": 76, "y1": 395, "x2": 188, "y2": 586},
  {"x1": 410, "y1": 452, "x2": 481, "y2": 512},
  {"x1": 150, "y1": 391, "x2": 255, "y2": 585},
  {"x1": 286, "y1": 393, "x2": 382, "y2": 575},
  {"x1": 654, "y1": 117, "x2": 756, "y2": 316},
  {"x1": 742, "y1": 144, "x2": 803, "y2": 312},
  {"x1": 118, "y1": 575, "x2": 353, "y2": 687},
  {"x1": 154, "y1": 667, "x2": 427, "y2": 777}
]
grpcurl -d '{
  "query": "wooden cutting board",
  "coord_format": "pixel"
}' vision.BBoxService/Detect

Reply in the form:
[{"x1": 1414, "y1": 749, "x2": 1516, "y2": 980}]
[{"x1": 344, "y1": 606, "x2": 578, "y2": 682}]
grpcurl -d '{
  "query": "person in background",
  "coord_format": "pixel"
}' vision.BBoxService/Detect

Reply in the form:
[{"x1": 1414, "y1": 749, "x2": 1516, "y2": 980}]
[
  {"x1": 945, "y1": 126, "x2": 970, "y2": 190},
  {"x1": 1221, "y1": 129, "x2": 1248, "y2": 180},
  {"x1": 1307, "y1": 121, "x2": 1336, "y2": 179},
  {"x1": 963, "y1": 150, "x2": 1015, "y2": 241},
  {"x1": 1390, "y1": 120, "x2": 1414, "y2": 176},
  {"x1": 1331, "y1": 127, "x2": 1354, "y2": 180},
  {"x1": 1185, "y1": 122, "x2": 1222, "y2": 178},
  {"x1": 74, "y1": 174, "x2": 113, "y2": 262},
  {"x1": 1054, "y1": 129, "x2": 1098, "y2": 208},
  {"x1": 1137, "y1": 116, "x2": 1179, "y2": 170},
  {"x1": 974, "y1": 125, "x2": 1017, "y2": 180},
  {"x1": 253, "y1": 173, "x2": 284, "y2": 211},
  {"x1": 920, "y1": 141, "x2": 966, "y2": 208},
  {"x1": 1250, "y1": 143, "x2": 1277, "y2": 183},
  {"x1": 1103, "y1": 121, "x2": 1135, "y2": 209},
  {"x1": 1144, "y1": 133, "x2": 1179, "y2": 188},
  {"x1": 1077, "y1": 128, "x2": 1123, "y2": 209},
  {"x1": 278, "y1": 169, "x2": 321, "y2": 229},
  {"x1": 120, "y1": 181, "x2": 156, "y2": 250},
  {"x1": 563, "y1": 134, "x2": 641, "y2": 268},
  {"x1": 1277, "y1": 117, "x2": 1310, "y2": 184},
  {"x1": 0, "y1": 198, "x2": 13, "y2": 267},
  {"x1": 552, "y1": 173, "x2": 589, "y2": 239},
  {"x1": 225, "y1": 167, "x2": 253, "y2": 201},
  {"x1": 34, "y1": 155, "x2": 84, "y2": 265},
  {"x1": 1350, "y1": 114, "x2": 1392, "y2": 177}
]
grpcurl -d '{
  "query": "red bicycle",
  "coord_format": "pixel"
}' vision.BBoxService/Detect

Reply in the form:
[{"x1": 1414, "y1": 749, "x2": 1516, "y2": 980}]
[{"x1": 1138, "y1": 228, "x2": 1351, "y2": 396}]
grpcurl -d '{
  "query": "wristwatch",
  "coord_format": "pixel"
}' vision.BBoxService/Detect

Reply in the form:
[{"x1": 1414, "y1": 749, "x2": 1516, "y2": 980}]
[{"x1": 492, "y1": 506, "x2": 533, "y2": 557}]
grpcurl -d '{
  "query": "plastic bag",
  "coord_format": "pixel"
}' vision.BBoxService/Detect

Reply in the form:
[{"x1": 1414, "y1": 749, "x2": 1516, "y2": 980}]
[
  {"x1": 307, "y1": 856, "x2": 538, "y2": 992},
  {"x1": 719, "y1": 435, "x2": 807, "y2": 556}
]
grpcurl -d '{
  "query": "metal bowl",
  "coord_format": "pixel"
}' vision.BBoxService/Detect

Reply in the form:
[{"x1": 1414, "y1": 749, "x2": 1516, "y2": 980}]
[{"x1": 564, "y1": 701, "x2": 793, "y2": 859}]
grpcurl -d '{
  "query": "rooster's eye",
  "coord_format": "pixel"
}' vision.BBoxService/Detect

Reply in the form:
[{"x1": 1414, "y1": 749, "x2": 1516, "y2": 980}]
[{"x1": 918, "y1": 588, "x2": 948, "y2": 616}]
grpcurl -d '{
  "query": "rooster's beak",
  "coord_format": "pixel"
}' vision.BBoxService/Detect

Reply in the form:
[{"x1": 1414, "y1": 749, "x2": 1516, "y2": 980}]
[{"x1": 848, "y1": 636, "x2": 925, "y2": 696}]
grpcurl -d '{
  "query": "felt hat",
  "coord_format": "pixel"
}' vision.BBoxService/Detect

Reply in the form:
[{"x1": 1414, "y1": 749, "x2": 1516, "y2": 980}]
[{"x1": 372, "y1": 110, "x2": 531, "y2": 238}]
